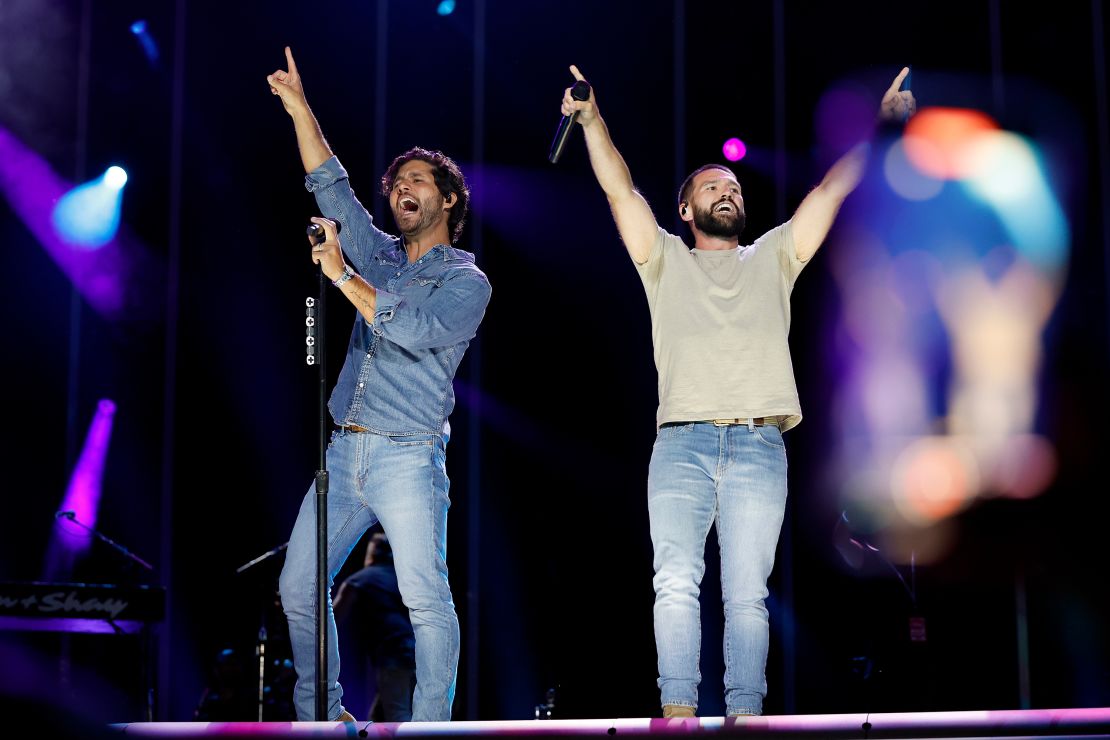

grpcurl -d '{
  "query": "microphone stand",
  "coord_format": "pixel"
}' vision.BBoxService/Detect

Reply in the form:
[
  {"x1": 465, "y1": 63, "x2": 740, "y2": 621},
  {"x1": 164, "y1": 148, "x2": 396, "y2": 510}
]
[
  {"x1": 235, "y1": 542, "x2": 289, "y2": 721},
  {"x1": 55, "y1": 512, "x2": 155, "y2": 574},
  {"x1": 833, "y1": 512, "x2": 920, "y2": 714},
  {"x1": 306, "y1": 223, "x2": 330, "y2": 721}
]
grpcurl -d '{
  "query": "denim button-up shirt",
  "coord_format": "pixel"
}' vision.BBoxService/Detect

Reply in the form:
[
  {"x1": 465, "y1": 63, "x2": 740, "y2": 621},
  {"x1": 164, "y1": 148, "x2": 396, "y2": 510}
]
[{"x1": 305, "y1": 156, "x2": 491, "y2": 437}]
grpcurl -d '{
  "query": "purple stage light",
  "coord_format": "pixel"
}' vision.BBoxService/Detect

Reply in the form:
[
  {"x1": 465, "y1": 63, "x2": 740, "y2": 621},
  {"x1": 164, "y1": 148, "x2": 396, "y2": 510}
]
[
  {"x1": 722, "y1": 137, "x2": 747, "y2": 162},
  {"x1": 43, "y1": 399, "x2": 117, "y2": 580}
]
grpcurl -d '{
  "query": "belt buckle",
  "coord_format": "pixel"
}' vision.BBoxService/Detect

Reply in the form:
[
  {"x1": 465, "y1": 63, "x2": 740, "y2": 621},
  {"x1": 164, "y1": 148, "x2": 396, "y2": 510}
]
[{"x1": 712, "y1": 418, "x2": 740, "y2": 427}]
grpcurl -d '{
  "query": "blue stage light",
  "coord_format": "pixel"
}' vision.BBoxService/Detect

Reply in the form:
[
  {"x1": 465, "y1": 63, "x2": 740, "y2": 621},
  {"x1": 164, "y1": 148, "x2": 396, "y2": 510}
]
[
  {"x1": 437, "y1": 0, "x2": 456, "y2": 16},
  {"x1": 51, "y1": 167, "x2": 128, "y2": 249},
  {"x1": 105, "y1": 166, "x2": 128, "y2": 190},
  {"x1": 129, "y1": 19, "x2": 160, "y2": 64}
]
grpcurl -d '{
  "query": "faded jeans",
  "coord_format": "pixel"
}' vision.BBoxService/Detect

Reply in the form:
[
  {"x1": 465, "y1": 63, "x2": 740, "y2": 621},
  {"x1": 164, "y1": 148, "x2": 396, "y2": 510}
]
[
  {"x1": 648, "y1": 421, "x2": 788, "y2": 716},
  {"x1": 279, "y1": 428, "x2": 458, "y2": 721}
]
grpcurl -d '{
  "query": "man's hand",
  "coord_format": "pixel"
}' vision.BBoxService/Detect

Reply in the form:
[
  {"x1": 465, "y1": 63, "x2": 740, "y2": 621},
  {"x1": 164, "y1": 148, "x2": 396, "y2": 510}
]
[
  {"x1": 880, "y1": 66, "x2": 916, "y2": 123},
  {"x1": 267, "y1": 46, "x2": 308, "y2": 116},
  {"x1": 308, "y1": 217, "x2": 346, "y2": 282},
  {"x1": 563, "y1": 65, "x2": 599, "y2": 128}
]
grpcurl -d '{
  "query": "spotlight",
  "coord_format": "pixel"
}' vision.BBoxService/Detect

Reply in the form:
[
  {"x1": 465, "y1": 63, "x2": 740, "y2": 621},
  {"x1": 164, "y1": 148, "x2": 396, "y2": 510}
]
[
  {"x1": 129, "y1": 18, "x2": 160, "y2": 64},
  {"x1": 105, "y1": 165, "x2": 128, "y2": 190},
  {"x1": 437, "y1": 0, "x2": 456, "y2": 16},
  {"x1": 51, "y1": 166, "x2": 128, "y2": 248},
  {"x1": 43, "y1": 398, "x2": 118, "y2": 578},
  {"x1": 722, "y1": 137, "x2": 747, "y2": 162}
]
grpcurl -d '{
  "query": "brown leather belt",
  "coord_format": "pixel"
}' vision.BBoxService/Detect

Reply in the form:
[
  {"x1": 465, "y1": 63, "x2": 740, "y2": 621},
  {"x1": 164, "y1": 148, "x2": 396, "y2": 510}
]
[{"x1": 341, "y1": 424, "x2": 371, "y2": 433}]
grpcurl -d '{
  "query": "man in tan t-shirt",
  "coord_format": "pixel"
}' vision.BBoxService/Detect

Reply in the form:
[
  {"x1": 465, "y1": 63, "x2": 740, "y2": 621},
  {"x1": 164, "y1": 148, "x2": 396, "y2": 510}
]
[{"x1": 560, "y1": 65, "x2": 915, "y2": 718}]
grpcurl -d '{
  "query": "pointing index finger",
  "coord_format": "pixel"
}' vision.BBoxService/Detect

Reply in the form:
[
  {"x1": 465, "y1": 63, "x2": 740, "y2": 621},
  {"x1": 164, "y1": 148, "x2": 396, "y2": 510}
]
[
  {"x1": 569, "y1": 64, "x2": 585, "y2": 82},
  {"x1": 886, "y1": 66, "x2": 910, "y2": 95},
  {"x1": 285, "y1": 46, "x2": 298, "y2": 76}
]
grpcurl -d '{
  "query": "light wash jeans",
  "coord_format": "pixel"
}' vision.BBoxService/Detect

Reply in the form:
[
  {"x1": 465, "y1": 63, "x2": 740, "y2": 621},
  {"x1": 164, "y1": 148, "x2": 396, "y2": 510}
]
[
  {"x1": 648, "y1": 421, "x2": 788, "y2": 716},
  {"x1": 278, "y1": 428, "x2": 458, "y2": 721}
]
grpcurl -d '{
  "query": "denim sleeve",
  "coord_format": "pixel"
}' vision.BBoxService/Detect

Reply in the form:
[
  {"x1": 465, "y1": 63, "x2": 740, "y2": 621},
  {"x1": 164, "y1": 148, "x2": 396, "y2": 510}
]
[
  {"x1": 370, "y1": 272, "x2": 492, "y2": 352},
  {"x1": 305, "y1": 156, "x2": 394, "y2": 271}
]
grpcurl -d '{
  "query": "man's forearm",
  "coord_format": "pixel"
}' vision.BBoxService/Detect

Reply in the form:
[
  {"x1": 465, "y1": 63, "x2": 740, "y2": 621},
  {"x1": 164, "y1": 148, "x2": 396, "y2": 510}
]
[
  {"x1": 579, "y1": 112, "x2": 658, "y2": 263},
  {"x1": 339, "y1": 274, "x2": 378, "y2": 324},
  {"x1": 581, "y1": 116, "x2": 637, "y2": 203},
  {"x1": 819, "y1": 141, "x2": 869, "y2": 202},
  {"x1": 291, "y1": 106, "x2": 334, "y2": 174}
]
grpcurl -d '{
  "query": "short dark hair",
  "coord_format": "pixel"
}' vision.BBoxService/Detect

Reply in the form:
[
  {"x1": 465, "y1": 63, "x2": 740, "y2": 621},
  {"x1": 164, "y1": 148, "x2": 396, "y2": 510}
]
[
  {"x1": 677, "y1": 164, "x2": 738, "y2": 209},
  {"x1": 380, "y1": 147, "x2": 470, "y2": 243},
  {"x1": 367, "y1": 532, "x2": 393, "y2": 565}
]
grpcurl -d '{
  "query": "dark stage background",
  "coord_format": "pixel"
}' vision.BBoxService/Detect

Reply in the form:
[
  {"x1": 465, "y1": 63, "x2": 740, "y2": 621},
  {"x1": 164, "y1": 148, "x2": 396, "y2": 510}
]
[{"x1": 2, "y1": 0, "x2": 1108, "y2": 724}]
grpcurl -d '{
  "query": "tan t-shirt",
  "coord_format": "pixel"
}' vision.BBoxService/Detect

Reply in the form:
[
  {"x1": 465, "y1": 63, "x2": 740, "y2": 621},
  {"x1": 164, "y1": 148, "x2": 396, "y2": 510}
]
[{"x1": 635, "y1": 221, "x2": 807, "y2": 432}]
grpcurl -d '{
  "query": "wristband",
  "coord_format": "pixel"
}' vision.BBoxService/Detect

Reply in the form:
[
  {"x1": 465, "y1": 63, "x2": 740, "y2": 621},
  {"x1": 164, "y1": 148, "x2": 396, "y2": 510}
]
[{"x1": 332, "y1": 264, "x2": 355, "y2": 288}]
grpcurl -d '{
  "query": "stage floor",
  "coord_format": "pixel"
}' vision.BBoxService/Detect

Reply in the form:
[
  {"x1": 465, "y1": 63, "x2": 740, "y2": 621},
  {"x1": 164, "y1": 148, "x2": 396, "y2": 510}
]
[{"x1": 108, "y1": 708, "x2": 1110, "y2": 739}]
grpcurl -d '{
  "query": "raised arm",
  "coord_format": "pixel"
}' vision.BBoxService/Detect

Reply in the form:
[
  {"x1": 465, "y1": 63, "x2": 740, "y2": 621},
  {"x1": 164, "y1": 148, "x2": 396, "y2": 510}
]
[
  {"x1": 564, "y1": 65, "x2": 659, "y2": 264},
  {"x1": 791, "y1": 66, "x2": 916, "y2": 262},
  {"x1": 267, "y1": 46, "x2": 334, "y2": 173}
]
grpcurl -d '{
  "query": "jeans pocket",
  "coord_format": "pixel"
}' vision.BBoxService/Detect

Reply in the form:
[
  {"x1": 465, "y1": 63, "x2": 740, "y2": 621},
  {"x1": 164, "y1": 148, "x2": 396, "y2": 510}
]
[
  {"x1": 754, "y1": 424, "x2": 785, "y2": 449},
  {"x1": 386, "y1": 433, "x2": 435, "y2": 447},
  {"x1": 657, "y1": 423, "x2": 694, "y2": 442}
]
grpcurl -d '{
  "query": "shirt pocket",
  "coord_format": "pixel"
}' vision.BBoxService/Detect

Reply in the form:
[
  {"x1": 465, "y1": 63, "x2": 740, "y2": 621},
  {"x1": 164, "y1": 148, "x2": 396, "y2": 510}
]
[{"x1": 403, "y1": 275, "x2": 446, "y2": 305}]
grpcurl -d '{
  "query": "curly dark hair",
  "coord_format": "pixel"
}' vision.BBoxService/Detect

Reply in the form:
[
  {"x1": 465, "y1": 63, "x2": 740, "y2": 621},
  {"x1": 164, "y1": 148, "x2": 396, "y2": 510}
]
[
  {"x1": 380, "y1": 147, "x2": 470, "y2": 243},
  {"x1": 677, "y1": 163, "x2": 738, "y2": 210}
]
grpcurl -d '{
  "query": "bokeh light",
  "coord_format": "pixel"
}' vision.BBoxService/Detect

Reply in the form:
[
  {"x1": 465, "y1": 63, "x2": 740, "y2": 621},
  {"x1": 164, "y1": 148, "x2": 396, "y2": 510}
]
[
  {"x1": 884, "y1": 137, "x2": 944, "y2": 201},
  {"x1": 903, "y1": 107, "x2": 999, "y2": 180},
  {"x1": 722, "y1": 137, "x2": 747, "y2": 162},
  {"x1": 891, "y1": 436, "x2": 979, "y2": 526},
  {"x1": 827, "y1": 98, "x2": 1070, "y2": 549}
]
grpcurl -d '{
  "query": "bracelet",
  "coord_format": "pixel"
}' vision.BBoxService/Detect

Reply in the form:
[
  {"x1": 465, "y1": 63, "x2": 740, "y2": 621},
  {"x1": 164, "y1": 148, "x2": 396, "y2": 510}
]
[{"x1": 332, "y1": 264, "x2": 355, "y2": 288}]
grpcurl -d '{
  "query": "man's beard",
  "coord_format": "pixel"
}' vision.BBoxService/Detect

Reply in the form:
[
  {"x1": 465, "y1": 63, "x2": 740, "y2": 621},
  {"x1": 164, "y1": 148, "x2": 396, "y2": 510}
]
[
  {"x1": 394, "y1": 192, "x2": 446, "y2": 238},
  {"x1": 693, "y1": 202, "x2": 746, "y2": 239}
]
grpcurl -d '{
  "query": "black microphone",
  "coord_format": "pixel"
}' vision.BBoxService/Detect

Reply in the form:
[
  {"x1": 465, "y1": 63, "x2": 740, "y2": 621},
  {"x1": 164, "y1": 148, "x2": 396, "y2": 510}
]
[
  {"x1": 548, "y1": 79, "x2": 591, "y2": 164},
  {"x1": 55, "y1": 510, "x2": 76, "y2": 520},
  {"x1": 307, "y1": 220, "x2": 342, "y2": 246}
]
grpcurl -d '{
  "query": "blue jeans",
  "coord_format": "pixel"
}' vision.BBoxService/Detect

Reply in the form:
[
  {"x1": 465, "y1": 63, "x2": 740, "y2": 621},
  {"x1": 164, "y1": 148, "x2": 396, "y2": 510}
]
[
  {"x1": 278, "y1": 429, "x2": 458, "y2": 721},
  {"x1": 648, "y1": 421, "x2": 788, "y2": 716}
]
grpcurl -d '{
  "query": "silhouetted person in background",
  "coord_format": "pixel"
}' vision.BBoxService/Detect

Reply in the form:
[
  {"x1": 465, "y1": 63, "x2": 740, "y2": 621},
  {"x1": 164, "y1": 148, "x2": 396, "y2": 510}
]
[
  {"x1": 194, "y1": 649, "x2": 254, "y2": 721},
  {"x1": 334, "y1": 533, "x2": 416, "y2": 722}
]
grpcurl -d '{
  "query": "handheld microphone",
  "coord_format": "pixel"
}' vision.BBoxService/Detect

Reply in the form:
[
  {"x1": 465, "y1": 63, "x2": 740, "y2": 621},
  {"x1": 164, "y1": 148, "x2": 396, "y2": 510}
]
[
  {"x1": 548, "y1": 80, "x2": 591, "y2": 164},
  {"x1": 307, "y1": 220, "x2": 342, "y2": 246}
]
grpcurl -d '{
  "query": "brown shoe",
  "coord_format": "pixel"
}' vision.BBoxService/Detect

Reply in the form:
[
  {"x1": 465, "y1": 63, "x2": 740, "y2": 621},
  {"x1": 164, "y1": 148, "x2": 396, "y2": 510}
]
[
  {"x1": 336, "y1": 710, "x2": 356, "y2": 723},
  {"x1": 663, "y1": 704, "x2": 696, "y2": 718}
]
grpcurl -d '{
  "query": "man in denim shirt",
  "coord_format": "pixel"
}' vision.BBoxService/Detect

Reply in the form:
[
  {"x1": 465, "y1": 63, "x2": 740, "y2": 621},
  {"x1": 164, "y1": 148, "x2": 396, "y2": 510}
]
[{"x1": 267, "y1": 47, "x2": 490, "y2": 723}]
